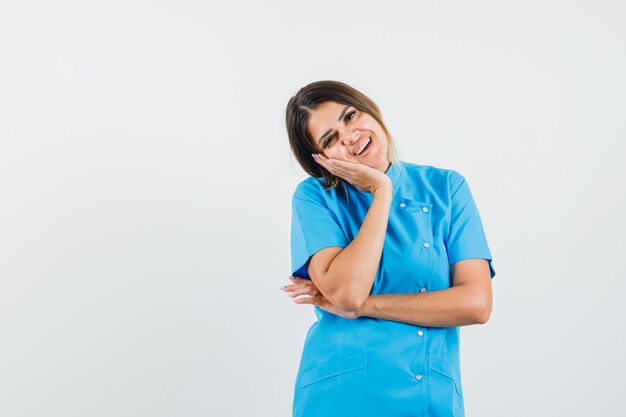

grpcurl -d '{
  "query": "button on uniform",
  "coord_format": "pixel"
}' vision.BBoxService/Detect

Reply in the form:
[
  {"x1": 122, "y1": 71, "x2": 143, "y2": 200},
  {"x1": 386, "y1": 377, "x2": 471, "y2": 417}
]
[
  {"x1": 423, "y1": 242, "x2": 430, "y2": 248},
  {"x1": 420, "y1": 287, "x2": 427, "y2": 292},
  {"x1": 415, "y1": 374, "x2": 423, "y2": 381},
  {"x1": 417, "y1": 330, "x2": 424, "y2": 337},
  {"x1": 400, "y1": 202, "x2": 406, "y2": 208},
  {"x1": 422, "y1": 207, "x2": 429, "y2": 213}
]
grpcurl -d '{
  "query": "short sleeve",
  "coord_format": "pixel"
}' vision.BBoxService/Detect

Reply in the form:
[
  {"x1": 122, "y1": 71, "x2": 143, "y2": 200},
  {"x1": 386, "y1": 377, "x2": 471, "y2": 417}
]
[
  {"x1": 290, "y1": 184, "x2": 348, "y2": 280},
  {"x1": 447, "y1": 171, "x2": 496, "y2": 279}
]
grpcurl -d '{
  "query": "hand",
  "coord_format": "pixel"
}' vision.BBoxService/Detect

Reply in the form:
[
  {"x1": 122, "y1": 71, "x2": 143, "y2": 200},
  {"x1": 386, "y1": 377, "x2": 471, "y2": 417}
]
[
  {"x1": 280, "y1": 276, "x2": 359, "y2": 319},
  {"x1": 312, "y1": 153, "x2": 392, "y2": 195}
]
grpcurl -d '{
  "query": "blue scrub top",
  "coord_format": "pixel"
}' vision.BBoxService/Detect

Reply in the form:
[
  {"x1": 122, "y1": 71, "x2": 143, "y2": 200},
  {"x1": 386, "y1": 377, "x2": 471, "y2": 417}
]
[{"x1": 290, "y1": 160, "x2": 495, "y2": 417}]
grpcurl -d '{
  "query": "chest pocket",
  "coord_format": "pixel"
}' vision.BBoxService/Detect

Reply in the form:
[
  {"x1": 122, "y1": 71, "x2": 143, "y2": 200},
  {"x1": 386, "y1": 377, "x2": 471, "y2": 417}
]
[{"x1": 400, "y1": 198, "x2": 434, "y2": 244}]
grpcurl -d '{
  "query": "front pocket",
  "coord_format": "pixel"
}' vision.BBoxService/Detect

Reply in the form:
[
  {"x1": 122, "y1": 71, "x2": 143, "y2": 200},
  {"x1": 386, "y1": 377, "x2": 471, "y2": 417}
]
[
  {"x1": 404, "y1": 200, "x2": 433, "y2": 214},
  {"x1": 428, "y1": 355, "x2": 463, "y2": 397},
  {"x1": 298, "y1": 351, "x2": 368, "y2": 388}
]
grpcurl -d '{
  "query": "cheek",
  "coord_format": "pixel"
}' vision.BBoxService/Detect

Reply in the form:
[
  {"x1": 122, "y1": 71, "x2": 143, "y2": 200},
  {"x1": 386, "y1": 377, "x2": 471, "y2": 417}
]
[
  {"x1": 325, "y1": 148, "x2": 343, "y2": 158},
  {"x1": 358, "y1": 117, "x2": 384, "y2": 137}
]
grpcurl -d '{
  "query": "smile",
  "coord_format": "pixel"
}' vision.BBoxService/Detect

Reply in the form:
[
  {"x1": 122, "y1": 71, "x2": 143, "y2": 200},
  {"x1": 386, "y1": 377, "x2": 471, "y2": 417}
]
[{"x1": 354, "y1": 137, "x2": 372, "y2": 156}]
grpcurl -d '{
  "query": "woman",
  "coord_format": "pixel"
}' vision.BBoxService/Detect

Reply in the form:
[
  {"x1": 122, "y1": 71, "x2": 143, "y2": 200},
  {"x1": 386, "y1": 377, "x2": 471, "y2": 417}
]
[{"x1": 281, "y1": 80, "x2": 496, "y2": 417}]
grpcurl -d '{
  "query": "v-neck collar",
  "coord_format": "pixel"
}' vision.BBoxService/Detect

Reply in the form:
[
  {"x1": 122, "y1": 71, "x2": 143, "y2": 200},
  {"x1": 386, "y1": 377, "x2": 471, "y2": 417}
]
[{"x1": 385, "y1": 160, "x2": 403, "y2": 197}]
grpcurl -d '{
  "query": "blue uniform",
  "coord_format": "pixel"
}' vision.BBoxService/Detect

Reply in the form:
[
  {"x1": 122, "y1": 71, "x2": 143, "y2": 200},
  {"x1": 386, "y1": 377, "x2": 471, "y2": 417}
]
[{"x1": 290, "y1": 160, "x2": 496, "y2": 417}]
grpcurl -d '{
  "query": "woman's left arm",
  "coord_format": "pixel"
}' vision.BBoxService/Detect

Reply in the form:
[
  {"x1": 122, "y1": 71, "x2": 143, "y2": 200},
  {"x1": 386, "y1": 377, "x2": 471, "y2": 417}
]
[
  {"x1": 283, "y1": 258, "x2": 492, "y2": 326},
  {"x1": 357, "y1": 258, "x2": 492, "y2": 327}
]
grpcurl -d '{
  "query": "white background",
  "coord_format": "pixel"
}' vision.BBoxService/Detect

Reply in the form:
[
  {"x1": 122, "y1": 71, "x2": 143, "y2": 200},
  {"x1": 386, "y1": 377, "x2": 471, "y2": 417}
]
[{"x1": 1, "y1": 1, "x2": 625, "y2": 416}]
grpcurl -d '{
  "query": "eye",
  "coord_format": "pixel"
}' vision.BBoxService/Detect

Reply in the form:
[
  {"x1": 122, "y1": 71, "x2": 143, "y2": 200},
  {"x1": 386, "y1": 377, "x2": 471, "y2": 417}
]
[{"x1": 322, "y1": 110, "x2": 356, "y2": 148}]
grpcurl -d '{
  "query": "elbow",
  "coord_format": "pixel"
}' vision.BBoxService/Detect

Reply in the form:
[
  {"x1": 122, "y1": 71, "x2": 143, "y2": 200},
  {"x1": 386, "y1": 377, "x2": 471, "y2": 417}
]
[
  {"x1": 333, "y1": 289, "x2": 368, "y2": 312},
  {"x1": 318, "y1": 269, "x2": 371, "y2": 312},
  {"x1": 473, "y1": 299, "x2": 492, "y2": 325},
  {"x1": 464, "y1": 283, "x2": 492, "y2": 325},
  {"x1": 474, "y1": 307, "x2": 491, "y2": 324},
  {"x1": 343, "y1": 297, "x2": 367, "y2": 312}
]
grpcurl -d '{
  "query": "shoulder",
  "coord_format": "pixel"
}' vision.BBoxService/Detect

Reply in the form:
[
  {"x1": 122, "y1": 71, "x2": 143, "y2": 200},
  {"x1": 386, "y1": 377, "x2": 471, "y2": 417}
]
[
  {"x1": 400, "y1": 161, "x2": 465, "y2": 192},
  {"x1": 292, "y1": 176, "x2": 342, "y2": 204},
  {"x1": 293, "y1": 176, "x2": 323, "y2": 200}
]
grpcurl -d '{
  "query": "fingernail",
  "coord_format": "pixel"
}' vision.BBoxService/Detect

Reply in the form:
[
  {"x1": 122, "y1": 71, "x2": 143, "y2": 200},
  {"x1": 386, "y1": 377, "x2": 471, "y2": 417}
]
[{"x1": 280, "y1": 286, "x2": 286, "y2": 290}]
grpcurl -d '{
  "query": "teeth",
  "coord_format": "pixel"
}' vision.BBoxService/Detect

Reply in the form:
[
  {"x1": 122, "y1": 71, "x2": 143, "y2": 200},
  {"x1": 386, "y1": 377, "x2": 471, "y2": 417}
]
[{"x1": 355, "y1": 137, "x2": 371, "y2": 155}]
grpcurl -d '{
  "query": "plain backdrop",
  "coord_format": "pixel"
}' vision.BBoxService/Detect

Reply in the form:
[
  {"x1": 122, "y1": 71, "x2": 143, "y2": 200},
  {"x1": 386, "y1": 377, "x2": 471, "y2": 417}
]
[{"x1": 1, "y1": 1, "x2": 625, "y2": 416}]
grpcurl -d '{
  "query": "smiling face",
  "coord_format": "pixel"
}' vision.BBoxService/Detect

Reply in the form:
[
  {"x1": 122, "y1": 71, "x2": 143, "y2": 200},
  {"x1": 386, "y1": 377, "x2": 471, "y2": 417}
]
[{"x1": 306, "y1": 101, "x2": 390, "y2": 172}]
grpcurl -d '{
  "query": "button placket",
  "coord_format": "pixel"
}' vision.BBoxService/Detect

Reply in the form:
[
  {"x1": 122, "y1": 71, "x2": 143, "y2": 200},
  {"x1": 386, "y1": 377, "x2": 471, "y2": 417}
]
[{"x1": 400, "y1": 200, "x2": 434, "y2": 249}]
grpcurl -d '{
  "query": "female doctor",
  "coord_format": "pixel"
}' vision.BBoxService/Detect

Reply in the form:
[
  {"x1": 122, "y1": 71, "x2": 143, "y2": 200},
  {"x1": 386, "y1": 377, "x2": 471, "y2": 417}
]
[{"x1": 281, "y1": 80, "x2": 496, "y2": 417}]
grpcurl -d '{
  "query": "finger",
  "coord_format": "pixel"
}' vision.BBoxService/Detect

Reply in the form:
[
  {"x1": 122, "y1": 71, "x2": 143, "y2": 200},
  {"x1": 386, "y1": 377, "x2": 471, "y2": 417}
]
[
  {"x1": 312, "y1": 153, "x2": 327, "y2": 165},
  {"x1": 313, "y1": 156, "x2": 365, "y2": 189},
  {"x1": 313, "y1": 153, "x2": 329, "y2": 162},
  {"x1": 323, "y1": 158, "x2": 360, "y2": 179},
  {"x1": 328, "y1": 158, "x2": 363, "y2": 176},
  {"x1": 313, "y1": 154, "x2": 346, "y2": 172},
  {"x1": 327, "y1": 158, "x2": 361, "y2": 167},
  {"x1": 289, "y1": 277, "x2": 320, "y2": 288},
  {"x1": 287, "y1": 286, "x2": 316, "y2": 298},
  {"x1": 294, "y1": 295, "x2": 320, "y2": 305},
  {"x1": 313, "y1": 155, "x2": 337, "y2": 174},
  {"x1": 282, "y1": 279, "x2": 316, "y2": 292},
  {"x1": 314, "y1": 156, "x2": 352, "y2": 180},
  {"x1": 289, "y1": 276, "x2": 306, "y2": 282},
  {"x1": 288, "y1": 277, "x2": 314, "y2": 287}
]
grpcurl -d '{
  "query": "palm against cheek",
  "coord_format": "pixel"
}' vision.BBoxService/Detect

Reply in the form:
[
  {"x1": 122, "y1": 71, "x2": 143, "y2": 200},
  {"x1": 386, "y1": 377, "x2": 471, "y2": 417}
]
[{"x1": 313, "y1": 154, "x2": 387, "y2": 194}]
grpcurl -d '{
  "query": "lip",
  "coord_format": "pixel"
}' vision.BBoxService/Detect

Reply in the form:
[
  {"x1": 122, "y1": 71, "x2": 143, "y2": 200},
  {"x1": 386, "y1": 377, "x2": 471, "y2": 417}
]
[{"x1": 353, "y1": 136, "x2": 372, "y2": 156}]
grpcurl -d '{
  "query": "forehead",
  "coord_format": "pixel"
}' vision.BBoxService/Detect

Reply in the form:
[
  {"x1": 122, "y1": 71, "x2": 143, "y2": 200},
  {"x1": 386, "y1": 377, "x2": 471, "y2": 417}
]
[{"x1": 307, "y1": 101, "x2": 349, "y2": 136}]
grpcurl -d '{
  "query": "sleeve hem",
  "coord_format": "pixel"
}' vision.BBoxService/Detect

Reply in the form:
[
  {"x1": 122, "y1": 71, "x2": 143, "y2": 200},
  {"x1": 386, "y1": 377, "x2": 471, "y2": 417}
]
[
  {"x1": 449, "y1": 256, "x2": 496, "y2": 279},
  {"x1": 291, "y1": 241, "x2": 348, "y2": 279}
]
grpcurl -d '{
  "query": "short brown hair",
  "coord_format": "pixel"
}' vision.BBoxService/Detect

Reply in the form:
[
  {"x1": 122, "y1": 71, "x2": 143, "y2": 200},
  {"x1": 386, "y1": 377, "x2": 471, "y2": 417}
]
[{"x1": 286, "y1": 80, "x2": 398, "y2": 191}]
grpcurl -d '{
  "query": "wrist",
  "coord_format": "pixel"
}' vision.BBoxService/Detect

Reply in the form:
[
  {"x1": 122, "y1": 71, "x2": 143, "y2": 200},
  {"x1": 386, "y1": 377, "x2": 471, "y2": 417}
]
[{"x1": 372, "y1": 185, "x2": 392, "y2": 200}]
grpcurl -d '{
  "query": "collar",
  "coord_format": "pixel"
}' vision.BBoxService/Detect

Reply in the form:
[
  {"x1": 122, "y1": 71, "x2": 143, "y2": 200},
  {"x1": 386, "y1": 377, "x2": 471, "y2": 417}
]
[{"x1": 385, "y1": 160, "x2": 403, "y2": 197}]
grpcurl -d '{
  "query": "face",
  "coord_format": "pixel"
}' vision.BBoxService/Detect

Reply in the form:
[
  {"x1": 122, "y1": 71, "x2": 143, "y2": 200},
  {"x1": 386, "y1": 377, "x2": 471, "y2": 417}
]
[{"x1": 306, "y1": 101, "x2": 390, "y2": 172}]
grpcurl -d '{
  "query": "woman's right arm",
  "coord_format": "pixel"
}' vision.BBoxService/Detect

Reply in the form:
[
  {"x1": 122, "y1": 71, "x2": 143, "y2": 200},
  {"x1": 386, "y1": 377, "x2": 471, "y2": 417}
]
[{"x1": 307, "y1": 156, "x2": 393, "y2": 312}]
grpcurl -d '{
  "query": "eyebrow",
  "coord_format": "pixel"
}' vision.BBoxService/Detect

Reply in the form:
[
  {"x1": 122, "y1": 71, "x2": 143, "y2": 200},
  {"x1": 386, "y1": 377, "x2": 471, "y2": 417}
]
[{"x1": 317, "y1": 105, "x2": 351, "y2": 147}]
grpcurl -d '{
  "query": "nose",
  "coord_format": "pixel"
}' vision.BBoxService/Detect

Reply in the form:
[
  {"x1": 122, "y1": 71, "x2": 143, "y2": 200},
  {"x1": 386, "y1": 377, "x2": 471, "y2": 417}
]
[{"x1": 340, "y1": 129, "x2": 358, "y2": 145}]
